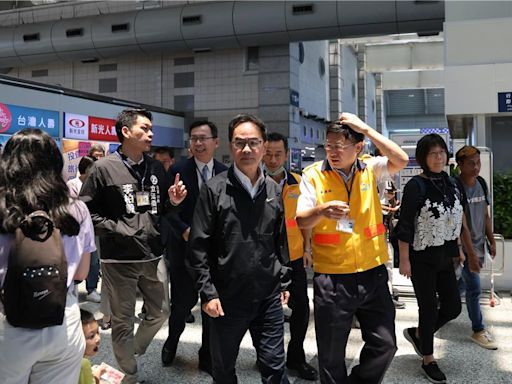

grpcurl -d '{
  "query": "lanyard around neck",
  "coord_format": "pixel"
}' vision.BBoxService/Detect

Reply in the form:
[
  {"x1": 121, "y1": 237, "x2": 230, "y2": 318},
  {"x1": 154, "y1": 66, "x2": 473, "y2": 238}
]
[{"x1": 116, "y1": 150, "x2": 149, "y2": 190}]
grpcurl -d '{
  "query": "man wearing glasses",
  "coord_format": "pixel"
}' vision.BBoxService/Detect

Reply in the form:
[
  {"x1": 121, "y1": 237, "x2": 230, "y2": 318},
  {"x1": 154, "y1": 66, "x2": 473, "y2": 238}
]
[
  {"x1": 296, "y1": 112, "x2": 409, "y2": 384},
  {"x1": 188, "y1": 113, "x2": 291, "y2": 384},
  {"x1": 162, "y1": 121, "x2": 227, "y2": 373}
]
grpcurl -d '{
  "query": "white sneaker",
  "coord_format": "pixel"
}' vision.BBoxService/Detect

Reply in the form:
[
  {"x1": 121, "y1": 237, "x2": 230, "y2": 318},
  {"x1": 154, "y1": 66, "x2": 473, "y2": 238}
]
[
  {"x1": 86, "y1": 290, "x2": 101, "y2": 303},
  {"x1": 471, "y1": 330, "x2": 498, "y2": 350}
]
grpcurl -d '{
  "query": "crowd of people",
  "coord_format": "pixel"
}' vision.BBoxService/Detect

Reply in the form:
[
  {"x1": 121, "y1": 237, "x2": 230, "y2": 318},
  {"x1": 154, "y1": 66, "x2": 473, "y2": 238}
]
[{"x1": 0, "y1": 108, "x2": 498, "y2": 384}]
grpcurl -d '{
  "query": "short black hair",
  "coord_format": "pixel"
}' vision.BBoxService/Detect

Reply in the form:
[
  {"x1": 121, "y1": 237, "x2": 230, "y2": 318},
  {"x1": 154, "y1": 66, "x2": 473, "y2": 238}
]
[
  {"x1": 415, "y1": 134, "x2": 449, "y2": 171},
  {"x1": 228, "y1": 113, "x2": 266, "y2": 142},
  {"x1": 87, "y1": 143, "x2": 105, "y2": 157},
  {"x1": 266, "y1": 132, "x2": 288, "y2": 152},
  {"x1": 78, "y1": 155, "x2": 96, "y2": 175},
  {"x1": 326, "y1": 123, "x2": 365, "y2": 143},
  {"x1": 189, "y1": 120, "x2": 218, "y2": 138},
  {"x1": 115, "y1": 108, "x2": 152, "y2": 143},
  {"x1": 154, "y1": 146, "x2": 174, "y2": 158},
  {"x1": 80, "y1": 309, "x2": 96, "y2": 325}
]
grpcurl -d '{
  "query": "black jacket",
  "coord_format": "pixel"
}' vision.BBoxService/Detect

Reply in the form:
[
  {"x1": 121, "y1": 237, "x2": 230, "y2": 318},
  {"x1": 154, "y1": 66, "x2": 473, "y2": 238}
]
[
  {"x1": 187, "y1": 167, "x2": 290, "y2": 307},
  {"x1": 165, "y1": 157, "x2": 227, "y2": 266},
  {"x1": 80, "y1": 150, "x2": 174, "y2": 261}
]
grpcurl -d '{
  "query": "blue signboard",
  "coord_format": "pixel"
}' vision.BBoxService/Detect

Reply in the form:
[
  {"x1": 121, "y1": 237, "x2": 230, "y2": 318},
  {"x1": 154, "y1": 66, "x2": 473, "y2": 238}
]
[
  {"x1": 0, "y1": 103, "x2": 60, "y2": 137},
  {"x1": 498, "y1": 92, "x2": 512, "y2": 113}
]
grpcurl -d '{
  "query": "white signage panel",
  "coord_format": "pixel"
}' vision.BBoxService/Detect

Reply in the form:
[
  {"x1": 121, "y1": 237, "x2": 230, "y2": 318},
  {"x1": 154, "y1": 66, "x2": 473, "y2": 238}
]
[{"x1": 64, "y1": 113, "x2": 89, "y2": 140}]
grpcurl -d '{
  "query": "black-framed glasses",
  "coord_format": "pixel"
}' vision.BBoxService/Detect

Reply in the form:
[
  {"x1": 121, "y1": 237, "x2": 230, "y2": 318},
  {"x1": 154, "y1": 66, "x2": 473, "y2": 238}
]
[
  {"x1": 232, "y1": 138, "x2": 263, "y2": 150},
  {"x1": 190, "y1": 136, "x2": 215, "y2": 143}
]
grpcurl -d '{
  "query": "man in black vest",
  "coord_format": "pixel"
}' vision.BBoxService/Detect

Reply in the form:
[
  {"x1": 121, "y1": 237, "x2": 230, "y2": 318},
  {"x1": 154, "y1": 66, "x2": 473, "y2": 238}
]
[{"x1": 162, "y1": 121, "x2": 227, "y2": 374}]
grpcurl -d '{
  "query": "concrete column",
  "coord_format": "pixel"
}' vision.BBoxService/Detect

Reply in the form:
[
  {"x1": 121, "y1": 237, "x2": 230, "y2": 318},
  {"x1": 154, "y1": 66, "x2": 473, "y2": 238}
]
[
  {"x1": 375, "y1": 73, "x2": 384, "y2": 134},
  {"x1": 257, "y1": 45, "x2": 293, "y2": 137},
  {"x1": 357, "y1": 44, "x2": 367, "y2": 121},
  {"x1": 329, "y1": 40, "x2": 342, "y2": 122},
  {"x1": 474, "y1": 114, "x2": 488, "y2": 147}
]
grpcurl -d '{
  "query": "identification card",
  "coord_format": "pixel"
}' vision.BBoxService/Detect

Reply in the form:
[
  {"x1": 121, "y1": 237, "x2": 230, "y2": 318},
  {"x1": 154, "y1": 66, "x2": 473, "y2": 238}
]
[
  {"x1": 336, "y1": 217, "x2": 354, "y2": 233},
  {"x1": 136, "y1": 191, "x2": 150, "y2": 207}
]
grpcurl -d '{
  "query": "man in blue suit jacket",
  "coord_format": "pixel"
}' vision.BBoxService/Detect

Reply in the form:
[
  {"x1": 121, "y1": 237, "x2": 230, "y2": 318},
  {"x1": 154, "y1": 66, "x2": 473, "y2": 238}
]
[{"x1": 162, "y1": 120, "x2": 227, "y2": 374}]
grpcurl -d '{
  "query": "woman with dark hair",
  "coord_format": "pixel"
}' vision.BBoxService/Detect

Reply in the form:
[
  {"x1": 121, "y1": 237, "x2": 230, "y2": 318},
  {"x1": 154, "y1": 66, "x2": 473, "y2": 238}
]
[
  {"x1": 0, "y1": 129, "x2": 96, "y2": 383},
  {"x1": 397, "y1": 134, "x2": 466, "y2": 384}
]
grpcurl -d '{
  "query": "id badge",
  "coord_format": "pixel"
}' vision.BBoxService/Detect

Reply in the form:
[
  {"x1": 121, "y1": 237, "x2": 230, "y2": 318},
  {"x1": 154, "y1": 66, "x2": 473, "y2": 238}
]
[
  {"x1": 136, "y1": 191, "x2": 150, "y2": 207},
  {"x1": 336, "y1": 217, "x2": 354, "y2": 233}
]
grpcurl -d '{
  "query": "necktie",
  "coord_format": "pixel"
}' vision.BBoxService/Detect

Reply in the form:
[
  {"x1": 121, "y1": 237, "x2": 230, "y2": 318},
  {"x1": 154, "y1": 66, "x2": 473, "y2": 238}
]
[{"x1": 202, "y1": 165, "x2": 209, "y2": 182}]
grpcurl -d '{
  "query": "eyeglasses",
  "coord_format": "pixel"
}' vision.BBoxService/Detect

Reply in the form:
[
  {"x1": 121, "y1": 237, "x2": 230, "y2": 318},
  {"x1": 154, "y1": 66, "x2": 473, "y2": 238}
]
[
  {"x1": 232, "y1": 138, "x2": 263, "y2": 150},
  {"x1": 427, "y1": 150, "x2": 447, "y2": 158},
  {"x1": 190, "y1": 136, "x2": 215, "y2": 143},
  {"x1": 324, "y1": 141, "x2": 355, "y2": 152}
]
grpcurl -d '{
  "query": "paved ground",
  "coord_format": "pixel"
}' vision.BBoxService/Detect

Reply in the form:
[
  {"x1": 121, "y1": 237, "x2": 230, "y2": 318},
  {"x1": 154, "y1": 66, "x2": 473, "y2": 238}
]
[{"x1": 79, "y1": 273, "x2": 512, "y2": 384}]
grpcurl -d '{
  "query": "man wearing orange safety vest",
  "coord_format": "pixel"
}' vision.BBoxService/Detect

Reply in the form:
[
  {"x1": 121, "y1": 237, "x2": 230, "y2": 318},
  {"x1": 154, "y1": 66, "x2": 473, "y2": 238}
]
[
  {"x1": 263, "y1": 132, "x2": 317, "y2": 381},
  {"x1": 296, "y1": 113, "x2": 409, "y2": 384}
]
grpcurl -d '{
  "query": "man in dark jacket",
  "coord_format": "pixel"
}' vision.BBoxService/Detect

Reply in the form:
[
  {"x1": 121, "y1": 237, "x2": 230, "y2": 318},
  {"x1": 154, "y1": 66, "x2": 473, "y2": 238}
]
[
  {"x1": 188, "y1": 113, "x2": 290, "y2": 384},
  {"x1": 80, "y1": 108, "x2": 187, "y2": 384},
  {"x1": 162, "y1": 121, "x2": 227, "y2": 373}
]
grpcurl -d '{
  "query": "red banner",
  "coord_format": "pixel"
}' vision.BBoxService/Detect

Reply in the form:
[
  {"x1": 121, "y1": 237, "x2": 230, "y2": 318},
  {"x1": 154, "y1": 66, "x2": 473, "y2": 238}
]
[{"x1": 88, "y1": 116, "x2": 117, "y2": 142}]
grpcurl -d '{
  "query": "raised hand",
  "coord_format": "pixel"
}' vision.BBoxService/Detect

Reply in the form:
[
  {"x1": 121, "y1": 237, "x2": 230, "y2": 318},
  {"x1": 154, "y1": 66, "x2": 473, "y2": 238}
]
[
  {"x1": 338, "y1": 112, "x2": 369, "y2": 135},
  {"x1": 168, "y1": 173, "x2": 187, "y2": 205}
]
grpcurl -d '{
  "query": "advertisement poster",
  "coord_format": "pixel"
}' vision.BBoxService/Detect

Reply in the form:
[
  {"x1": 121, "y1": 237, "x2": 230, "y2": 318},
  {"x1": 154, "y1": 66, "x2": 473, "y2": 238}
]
[
  {"x1": 64, "y1": 112, "x2": 118, "y2": 142},
  {"x1": 62, "y1": 139, "x2": 118, "y2": 181},
  {"x1": 0, "y1": 103, "x2": 59, "y2": 137}
]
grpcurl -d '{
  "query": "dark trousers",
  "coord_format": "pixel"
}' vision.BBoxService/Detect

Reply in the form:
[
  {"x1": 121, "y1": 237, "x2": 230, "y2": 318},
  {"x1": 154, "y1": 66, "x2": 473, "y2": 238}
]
[
  {"x1": 410, "y1": 253, "x2": 461, "y2": 356},
  {"x1": 314, "y1": 264, "x2": 397, "y2": 384},
  {"x1": 210, "y1": 294, "x2": 289, "y2": 384},
  {"x1": 286, "y1": 258, "x2": 310, "y2": 364},
  {"x1": 168, "y1": 258, "x2": 210, "y2": 360},
  {"x1": 85, "y1": 250, "x2": 100, "y2": 293}
]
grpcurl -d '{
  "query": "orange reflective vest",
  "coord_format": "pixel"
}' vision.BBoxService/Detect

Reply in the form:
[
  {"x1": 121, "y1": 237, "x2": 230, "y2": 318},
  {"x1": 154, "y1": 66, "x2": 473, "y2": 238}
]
[
  {"x1": 282, "y1": 172, "x2": 304, "y2": 262},
  {"x1": 302, "y1": 159, "x2": 388, "y2": 274}
]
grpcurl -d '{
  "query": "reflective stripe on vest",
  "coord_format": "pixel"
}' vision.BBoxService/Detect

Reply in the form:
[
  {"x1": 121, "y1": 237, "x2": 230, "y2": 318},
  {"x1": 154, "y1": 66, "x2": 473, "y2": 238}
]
[{"x1": 304, "y1": 160, "x2": 389, "y2": 274}]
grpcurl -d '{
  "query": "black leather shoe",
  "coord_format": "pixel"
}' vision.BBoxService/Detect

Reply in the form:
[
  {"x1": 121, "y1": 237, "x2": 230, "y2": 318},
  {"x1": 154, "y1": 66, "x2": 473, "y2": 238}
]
[
  {"x1": 198, "y1": 357, "x2": 212, "y2": 376},
  {"x1": 186, "y1": 313, "x2": 195, "y2": 323},
  {"x1": 161, "y1": 339, "x2": 177, "y2": 367},
  {"x1": 287, "y1": 361, "x2": 318, "y2": 381}
]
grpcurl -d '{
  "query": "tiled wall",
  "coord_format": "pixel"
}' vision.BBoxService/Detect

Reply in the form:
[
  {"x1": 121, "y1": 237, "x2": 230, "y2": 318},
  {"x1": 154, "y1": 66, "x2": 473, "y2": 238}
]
[
  {"x1": 6, "y1": 48, "x2": 261, "y2": 160},
  {"x1": 6, "y1": 41, "x2": 332, "y2": 160}
]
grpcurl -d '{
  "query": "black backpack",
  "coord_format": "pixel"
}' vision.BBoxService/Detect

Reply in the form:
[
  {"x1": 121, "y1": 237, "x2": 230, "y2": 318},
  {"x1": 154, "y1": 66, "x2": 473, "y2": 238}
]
[
  {"x1": 1, "y1": 211, "x2": 68, "y2": 329},
  {"x1": 455, "y1": 175, "x2": 489, "y2": 205}
]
